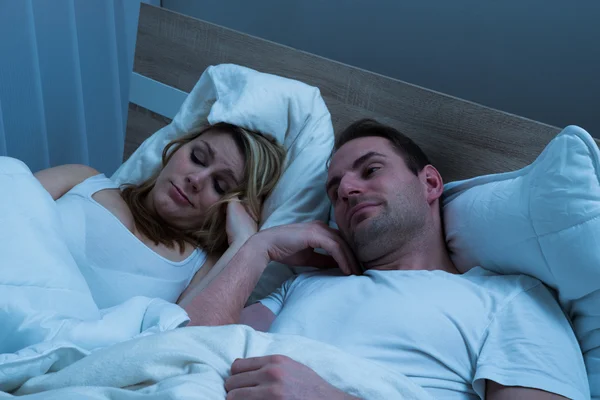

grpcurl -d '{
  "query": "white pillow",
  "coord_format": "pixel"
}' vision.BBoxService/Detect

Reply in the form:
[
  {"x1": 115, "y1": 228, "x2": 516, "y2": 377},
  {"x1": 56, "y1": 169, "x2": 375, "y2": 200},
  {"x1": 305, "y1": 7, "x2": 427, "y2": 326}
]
[
  {"x1": 443, "y1": 125, "x2": 599, "y2": 398},
  {"x1": 113, "y1": 64, "x2": 334, "y2": 301}
]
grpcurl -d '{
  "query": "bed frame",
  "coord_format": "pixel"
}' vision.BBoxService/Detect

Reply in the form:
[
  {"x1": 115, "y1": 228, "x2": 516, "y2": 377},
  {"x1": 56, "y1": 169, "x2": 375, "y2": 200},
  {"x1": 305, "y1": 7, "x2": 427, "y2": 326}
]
[{"x1": 126, "y1": 4, "x2": 599, "y2": 183}]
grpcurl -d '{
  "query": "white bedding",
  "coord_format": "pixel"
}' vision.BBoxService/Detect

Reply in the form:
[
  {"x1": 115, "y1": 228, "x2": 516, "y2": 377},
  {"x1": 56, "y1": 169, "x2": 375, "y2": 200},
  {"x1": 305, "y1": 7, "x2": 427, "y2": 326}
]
[
  {"x1": 0, "y1": 157, "x2": 188, "y2": 392},
  {"x1": 0, "y1": 156, "x2": 429, "y2": 398},
  {"x1": 7, "y1": 325, "x2": 432, "y2": 399}
]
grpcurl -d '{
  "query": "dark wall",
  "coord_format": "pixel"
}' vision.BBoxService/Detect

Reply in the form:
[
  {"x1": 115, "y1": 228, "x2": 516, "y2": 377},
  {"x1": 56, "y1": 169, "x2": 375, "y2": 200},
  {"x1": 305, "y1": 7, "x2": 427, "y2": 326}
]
[{"x1": 164, "y1": 0, "x2": 600, "y2": 136}]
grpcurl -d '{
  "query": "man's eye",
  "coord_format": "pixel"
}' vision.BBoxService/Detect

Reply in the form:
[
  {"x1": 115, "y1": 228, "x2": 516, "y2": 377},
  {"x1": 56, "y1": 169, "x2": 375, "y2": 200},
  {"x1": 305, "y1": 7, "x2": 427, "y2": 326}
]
[
  {"x1": 329, "y1": 188, "x2": 339, "y2": 201},
  {"x1": 365, "y1": 166, "x2": 380, "y2": 176}
]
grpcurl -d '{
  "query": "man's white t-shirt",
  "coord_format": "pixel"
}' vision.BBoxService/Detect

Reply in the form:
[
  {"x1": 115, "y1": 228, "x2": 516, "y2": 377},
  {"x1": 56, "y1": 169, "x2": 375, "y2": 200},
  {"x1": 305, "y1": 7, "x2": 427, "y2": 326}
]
[{"x1": 259, "y1": 267, "x2": 590, "y2": 400}]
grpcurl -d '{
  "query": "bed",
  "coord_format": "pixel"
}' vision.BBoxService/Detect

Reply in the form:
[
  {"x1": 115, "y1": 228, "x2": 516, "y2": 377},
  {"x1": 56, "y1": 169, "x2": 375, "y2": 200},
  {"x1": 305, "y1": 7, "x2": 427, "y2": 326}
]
[
  {"x1": 0, "y1": 4, "x2": 597, "y2": 399},
  {"x1": 122, "y1": 5, "x2": 600, "y2": 399}
]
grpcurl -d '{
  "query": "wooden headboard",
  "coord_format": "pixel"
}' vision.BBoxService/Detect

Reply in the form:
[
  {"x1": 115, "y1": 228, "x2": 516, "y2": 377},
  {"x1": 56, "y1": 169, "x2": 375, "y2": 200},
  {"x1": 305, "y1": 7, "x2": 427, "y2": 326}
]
[{"x1": 127, "y1": 4, "x2": 597, "y2": 183}]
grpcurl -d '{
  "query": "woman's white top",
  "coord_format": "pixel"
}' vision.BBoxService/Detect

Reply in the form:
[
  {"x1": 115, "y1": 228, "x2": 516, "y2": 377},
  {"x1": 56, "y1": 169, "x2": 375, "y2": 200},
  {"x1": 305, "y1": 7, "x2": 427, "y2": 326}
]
[{"x1": 55, "y1": 174, "x2": 206, "y2": 309}]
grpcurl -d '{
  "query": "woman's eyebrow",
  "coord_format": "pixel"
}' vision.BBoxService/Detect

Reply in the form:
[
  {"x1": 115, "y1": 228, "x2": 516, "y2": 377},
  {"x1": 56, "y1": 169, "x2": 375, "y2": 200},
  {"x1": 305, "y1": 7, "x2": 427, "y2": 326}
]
[
  {"x1": 201, "y1": 141, "x2": 240, "y2": 186},
  {"x1": 200, "y1": 141, "x2": 215, "y2": 161}
]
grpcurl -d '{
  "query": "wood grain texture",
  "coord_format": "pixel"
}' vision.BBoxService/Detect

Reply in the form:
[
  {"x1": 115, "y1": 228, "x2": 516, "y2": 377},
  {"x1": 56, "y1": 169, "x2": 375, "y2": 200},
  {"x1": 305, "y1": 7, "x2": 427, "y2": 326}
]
[
  {"x1": 129, "y1": 4, "x2": 599, "y2": 182},
  {"x1": 125, "y1": 103, "x2": 170, "y2": 161}
]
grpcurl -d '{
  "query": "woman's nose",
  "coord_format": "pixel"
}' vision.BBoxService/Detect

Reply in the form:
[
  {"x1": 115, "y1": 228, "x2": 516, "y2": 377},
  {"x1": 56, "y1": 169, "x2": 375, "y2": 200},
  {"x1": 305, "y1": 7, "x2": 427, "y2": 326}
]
[{"x1": 186, "y1": 170, "x2": 209, "y2": 192}]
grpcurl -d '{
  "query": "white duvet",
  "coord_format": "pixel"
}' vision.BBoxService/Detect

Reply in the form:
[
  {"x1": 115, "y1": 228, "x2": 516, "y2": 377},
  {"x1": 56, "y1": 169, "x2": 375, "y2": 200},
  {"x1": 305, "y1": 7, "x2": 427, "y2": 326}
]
[
  {"x1": 0, "y1": 157, "x2": 430, "y2": 398},
  {"x1": 6, "y1": 325, "x2": 431, "y2": 400},
  {"x1": 0, "y1": 157, "x2": 188, "y2": 392}
]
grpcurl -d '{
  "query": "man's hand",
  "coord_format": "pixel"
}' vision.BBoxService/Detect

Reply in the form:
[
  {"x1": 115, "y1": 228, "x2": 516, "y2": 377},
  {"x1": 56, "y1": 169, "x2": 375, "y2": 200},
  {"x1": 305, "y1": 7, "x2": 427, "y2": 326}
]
[
  {"x1": 249, "y1": 221, "x2": 362, "y2": 275},
  {"x1": 225, "y1": 355, "x2": 359, "y2": 400}
]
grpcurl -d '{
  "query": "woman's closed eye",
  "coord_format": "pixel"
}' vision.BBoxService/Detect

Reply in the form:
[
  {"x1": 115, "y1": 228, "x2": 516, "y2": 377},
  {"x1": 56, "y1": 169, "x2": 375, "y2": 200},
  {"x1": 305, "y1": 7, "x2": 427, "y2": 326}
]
[
  {"x1": 191, "y1": 150, "x2": 205, "y2": 166},
  {"x1": 213, "y1": 178, "x2": 226, "y2": 195}
]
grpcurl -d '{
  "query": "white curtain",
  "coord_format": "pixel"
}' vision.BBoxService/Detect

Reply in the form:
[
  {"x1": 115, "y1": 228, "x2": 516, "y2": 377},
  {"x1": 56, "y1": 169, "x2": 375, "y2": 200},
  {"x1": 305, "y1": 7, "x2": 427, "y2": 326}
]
[{"x1": 0, "y1": 0, "x2": 141, "y2": 175}]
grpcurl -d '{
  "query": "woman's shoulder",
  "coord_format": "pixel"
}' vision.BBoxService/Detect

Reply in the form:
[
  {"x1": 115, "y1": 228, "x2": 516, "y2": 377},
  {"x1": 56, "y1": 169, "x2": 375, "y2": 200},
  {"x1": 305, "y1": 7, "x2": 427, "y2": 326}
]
[
  {"x1": 34, "y1": 164, "x2": 102, "y2": 200},
  {"x1": 65, "y1": 164, "x2": 100, "y2": 177},
  {"x1": 37, "y1": 164, "x2": 100, "y2": 179}
]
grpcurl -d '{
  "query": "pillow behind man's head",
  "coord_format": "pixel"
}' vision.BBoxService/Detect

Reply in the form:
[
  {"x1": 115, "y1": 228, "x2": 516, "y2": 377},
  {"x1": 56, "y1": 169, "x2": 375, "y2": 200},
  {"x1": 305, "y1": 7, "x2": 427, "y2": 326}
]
[{"x1": 443, "y1": 125, "x2": 600, "y2": 398}]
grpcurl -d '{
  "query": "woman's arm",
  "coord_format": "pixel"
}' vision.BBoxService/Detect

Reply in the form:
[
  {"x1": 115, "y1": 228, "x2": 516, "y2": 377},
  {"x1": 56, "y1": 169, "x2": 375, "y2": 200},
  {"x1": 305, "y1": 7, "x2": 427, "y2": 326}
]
[
  {"x1": 178, "y1": 200, "x2": 260, "y2": 308},
  {"x1": 177, "y1": 239, "x2": 247, "y2": 307},
  {"x1": 34, "y1": 164, "x2": 99, "y2": 200}
]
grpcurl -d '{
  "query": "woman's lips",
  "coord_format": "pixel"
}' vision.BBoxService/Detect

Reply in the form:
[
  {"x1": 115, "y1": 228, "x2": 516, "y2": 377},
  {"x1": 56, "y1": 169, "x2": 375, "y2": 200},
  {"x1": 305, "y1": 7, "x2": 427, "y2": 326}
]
[{"x1": 169, "y1": 182, "x2": 193, "y2": 207}]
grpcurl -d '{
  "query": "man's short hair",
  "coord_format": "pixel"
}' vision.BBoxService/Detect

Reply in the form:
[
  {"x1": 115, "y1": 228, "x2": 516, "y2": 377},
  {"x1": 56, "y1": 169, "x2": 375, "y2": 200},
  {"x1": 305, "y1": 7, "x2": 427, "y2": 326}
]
[{"x1": 334, "y1": 119, "x2": 431, "y2": 175}]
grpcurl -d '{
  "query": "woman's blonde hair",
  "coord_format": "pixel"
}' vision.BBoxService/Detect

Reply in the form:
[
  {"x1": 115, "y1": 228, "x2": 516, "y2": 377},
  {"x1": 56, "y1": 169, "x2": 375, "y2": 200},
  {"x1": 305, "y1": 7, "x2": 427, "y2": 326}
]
[{"x1": 121, "y1": 122, "x2": 286, "y2": 254}]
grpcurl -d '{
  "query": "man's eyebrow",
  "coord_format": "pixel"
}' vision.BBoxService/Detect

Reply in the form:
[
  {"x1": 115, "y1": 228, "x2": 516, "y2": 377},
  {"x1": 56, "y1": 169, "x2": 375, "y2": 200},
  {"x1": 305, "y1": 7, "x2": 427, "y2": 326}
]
[
  {"x1": 351, "y1": 151, "x2": 386, "y2": 170},
  {"x1": 325, "y1": 151, "x2": 386, "y2": 194}
]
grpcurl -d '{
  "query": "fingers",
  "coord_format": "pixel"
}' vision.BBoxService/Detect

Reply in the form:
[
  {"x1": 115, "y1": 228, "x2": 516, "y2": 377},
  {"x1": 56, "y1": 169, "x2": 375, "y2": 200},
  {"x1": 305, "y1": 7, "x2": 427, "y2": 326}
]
[
  {"x1": 225, "y1": 369, "x2": 260, "y2": 392},
  {"x1": 317, "y1": 237, "x2": 355, "y2": 275},
  {"x1": 323, "y1": 225, "x2": 362, "y2": 275},
  {"x1": 225, "y1": 355, "x2": 289, "y2": 399},
  {"x1": 226, "y1": 387, "x2": 272, "y2": 400},
  {"x1": 308, "y1": 223, "x2": 361, "y2": 275},
  {"x1": 230, "y1": 356, "x2": 270, "y2": 374},
  {"x1": 302, "y1": 252, "x2": 337, "y2": 269}
]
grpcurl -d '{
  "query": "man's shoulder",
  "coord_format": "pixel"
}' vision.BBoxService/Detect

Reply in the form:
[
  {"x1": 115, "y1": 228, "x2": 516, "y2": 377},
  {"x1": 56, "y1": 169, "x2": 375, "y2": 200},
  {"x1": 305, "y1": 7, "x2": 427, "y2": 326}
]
[
  {"x1": 461, "y1": 267, "x2": 552, "y2": 306},
  {"x1": 463, "y1": 266, "x2": 543, "y2": 290},
  {"x1": 464, "y1": 268, "x2": 560, "y2": 318},
  {"x1": 279, "y1": 269, "x2": 340, "y2": 287},
  {"x1": 297, "y1": 269, "x2": 346, "y2": 280},
  {"x1": 282, "y1": 269, "x2": 352, "y2": 290}
]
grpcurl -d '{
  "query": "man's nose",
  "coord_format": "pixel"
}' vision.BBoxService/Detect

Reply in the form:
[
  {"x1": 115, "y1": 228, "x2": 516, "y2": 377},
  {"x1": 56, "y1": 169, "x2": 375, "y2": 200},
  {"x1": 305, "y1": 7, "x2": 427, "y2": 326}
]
[{"x1": 338, "y1": 176, "x2": 362, "y2": 201}]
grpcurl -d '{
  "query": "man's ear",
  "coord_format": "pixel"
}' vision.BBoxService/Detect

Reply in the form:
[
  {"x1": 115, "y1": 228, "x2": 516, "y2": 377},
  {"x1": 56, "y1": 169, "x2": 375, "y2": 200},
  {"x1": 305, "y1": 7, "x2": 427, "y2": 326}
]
[{"x1": 420, "y1": 165, "x2": 444, "y2": 205}]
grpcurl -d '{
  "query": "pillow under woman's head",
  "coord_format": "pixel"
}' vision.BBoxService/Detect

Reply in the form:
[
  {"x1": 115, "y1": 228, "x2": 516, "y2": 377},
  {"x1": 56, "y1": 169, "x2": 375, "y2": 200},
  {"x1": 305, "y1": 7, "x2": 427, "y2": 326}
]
[
  {"x1": 443, "y1": 125, "x2": 599, "y2": 397},
  {"x1": 113, "y1": 64, "x2": 335, "y2": 298}
]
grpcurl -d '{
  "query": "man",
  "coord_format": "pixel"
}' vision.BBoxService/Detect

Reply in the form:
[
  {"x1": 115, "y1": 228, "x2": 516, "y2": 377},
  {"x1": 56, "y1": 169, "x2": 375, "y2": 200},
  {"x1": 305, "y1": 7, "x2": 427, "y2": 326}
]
[{"x1": 185, "y1": 119, "x2": 589, "y2": 400}]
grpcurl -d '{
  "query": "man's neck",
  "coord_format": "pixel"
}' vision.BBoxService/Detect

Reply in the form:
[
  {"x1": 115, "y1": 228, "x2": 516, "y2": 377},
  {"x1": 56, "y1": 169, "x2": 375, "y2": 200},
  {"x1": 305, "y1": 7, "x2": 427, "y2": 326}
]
[{"x1": 363, "y1": 227, "x2": 458, "y2": 274}]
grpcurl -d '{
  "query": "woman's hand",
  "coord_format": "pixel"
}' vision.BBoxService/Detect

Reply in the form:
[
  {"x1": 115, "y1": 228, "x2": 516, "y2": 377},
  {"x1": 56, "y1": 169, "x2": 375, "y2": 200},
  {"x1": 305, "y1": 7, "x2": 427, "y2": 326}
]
[{"x1": 226, "y1": 199, "x2": 258, "y2": 246}]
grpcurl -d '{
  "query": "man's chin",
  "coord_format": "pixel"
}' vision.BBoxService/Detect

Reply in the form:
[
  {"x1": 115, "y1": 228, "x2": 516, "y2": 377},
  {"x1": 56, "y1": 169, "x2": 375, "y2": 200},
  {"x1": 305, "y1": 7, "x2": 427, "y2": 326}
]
[
  {"x1": 351, "y1": 217, "x2": 372, "y2": 236},
  {"x1": 349, "y1": 225, "x2": 369, "y2": 249}
]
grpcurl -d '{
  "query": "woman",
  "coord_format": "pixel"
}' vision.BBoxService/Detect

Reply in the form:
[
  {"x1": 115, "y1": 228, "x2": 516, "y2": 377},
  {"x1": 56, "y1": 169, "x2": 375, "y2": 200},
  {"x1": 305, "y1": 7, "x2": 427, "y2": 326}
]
[{"x1": 34, "y1": 122, "x2": 286, "y2": 309}]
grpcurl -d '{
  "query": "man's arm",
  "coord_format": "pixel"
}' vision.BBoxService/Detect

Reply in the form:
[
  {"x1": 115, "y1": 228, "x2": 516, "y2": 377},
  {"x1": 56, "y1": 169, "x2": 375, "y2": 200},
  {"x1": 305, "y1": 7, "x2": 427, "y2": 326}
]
[
  {"x1": 178, "y1": 239, "x2": 246, "y2": 307},
  {"x1": 184, "y1": 221, "x2": 360, "y2": 326},
  {"x1": 239, "y1": 303, "x2": 276, "y2": 332},
  {"x1": 184, "y1": 240, "x2": 268, "y2": 326},
  {"x1": 486, "y1": 381, "x2": 569, "y2": 400}
]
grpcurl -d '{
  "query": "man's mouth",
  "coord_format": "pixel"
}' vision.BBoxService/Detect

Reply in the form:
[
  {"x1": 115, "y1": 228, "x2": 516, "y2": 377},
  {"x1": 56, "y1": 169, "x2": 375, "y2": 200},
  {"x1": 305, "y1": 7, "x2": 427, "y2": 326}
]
[{"x1": 347, "y1": 202, "x2": 380, "y2": 225}]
